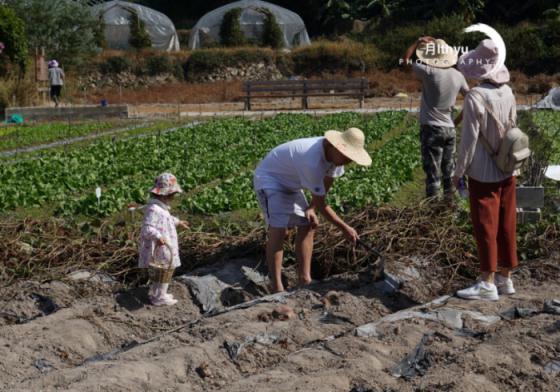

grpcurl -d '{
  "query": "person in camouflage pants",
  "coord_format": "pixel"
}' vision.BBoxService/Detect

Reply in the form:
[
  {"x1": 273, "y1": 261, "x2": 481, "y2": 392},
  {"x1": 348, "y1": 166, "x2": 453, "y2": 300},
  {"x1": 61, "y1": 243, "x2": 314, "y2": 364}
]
[
  {"x1": 402, "y1": 36, "x2": 469, "y2": 198},
  {"x1": 420, "y1": 124, "x2": 456, "y2": 197}
]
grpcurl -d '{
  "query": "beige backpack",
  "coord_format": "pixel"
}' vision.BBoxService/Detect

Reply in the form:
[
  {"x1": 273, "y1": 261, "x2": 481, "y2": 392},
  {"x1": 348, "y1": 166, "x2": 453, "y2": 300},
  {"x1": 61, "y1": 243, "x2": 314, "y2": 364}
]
[{"x1": 471, "y1": 91, "x2": 531, "y2": 172}]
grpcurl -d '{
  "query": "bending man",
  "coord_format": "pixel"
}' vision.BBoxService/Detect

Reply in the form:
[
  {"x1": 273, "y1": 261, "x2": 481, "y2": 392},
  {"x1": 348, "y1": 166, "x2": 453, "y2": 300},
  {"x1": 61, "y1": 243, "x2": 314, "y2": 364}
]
[{"x1": 254, "y1": 128, "x2": 372, "y2": 292}]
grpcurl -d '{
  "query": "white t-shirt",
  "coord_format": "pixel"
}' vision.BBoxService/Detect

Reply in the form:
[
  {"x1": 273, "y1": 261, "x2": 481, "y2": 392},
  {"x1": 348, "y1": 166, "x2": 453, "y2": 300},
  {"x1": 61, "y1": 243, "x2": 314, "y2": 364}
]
[{"x1": 254, "y1": 137, "x2": 345, "y2": 196}]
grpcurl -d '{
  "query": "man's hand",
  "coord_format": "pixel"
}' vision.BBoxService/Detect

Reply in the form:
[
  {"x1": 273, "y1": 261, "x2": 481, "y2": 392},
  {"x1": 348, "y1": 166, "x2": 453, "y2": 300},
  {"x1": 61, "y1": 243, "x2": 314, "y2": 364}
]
[
  {"x1": 158, "y1": 237, "x2": 167, "y2": 246},
  {"x1": 342, "y1": 225, "x2": 359, "y2": 245},
  {"x1": 178, "y1": 220, "x2": 190, "y2": 230},
  {"x1": 418, "y1": 36, "x2": 435, "y2": 44},
  {"x1": 305, "y1": 208, "x2": 319, "y2": 229}
]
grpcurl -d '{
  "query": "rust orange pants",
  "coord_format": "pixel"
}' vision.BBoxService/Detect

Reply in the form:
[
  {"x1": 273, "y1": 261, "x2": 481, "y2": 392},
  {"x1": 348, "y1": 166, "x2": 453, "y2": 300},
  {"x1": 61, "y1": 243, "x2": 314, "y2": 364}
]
[{"x1": 468, "y1": 176, "x2": 518, "y2": 273}]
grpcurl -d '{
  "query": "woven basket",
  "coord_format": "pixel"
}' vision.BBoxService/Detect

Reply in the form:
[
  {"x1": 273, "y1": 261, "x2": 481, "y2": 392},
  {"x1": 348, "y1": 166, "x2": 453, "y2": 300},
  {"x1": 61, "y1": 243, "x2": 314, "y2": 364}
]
[{"x1": 148, "y1": 243, "x2": 174, "y2": 284}]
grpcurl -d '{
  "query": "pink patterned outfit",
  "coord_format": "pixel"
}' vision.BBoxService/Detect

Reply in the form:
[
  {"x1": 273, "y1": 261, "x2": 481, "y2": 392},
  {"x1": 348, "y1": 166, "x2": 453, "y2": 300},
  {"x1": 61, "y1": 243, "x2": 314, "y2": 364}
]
[{"x1": 138, "y1": 198, "x2": 181, "y2": 269}]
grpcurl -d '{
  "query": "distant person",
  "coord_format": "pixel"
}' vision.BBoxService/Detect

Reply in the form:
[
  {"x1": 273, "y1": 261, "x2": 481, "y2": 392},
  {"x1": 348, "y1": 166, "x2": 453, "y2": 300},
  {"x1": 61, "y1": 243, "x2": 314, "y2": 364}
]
[
  {"x1": 454, "y1": 40, "x2": 519, "y2": 301},
  {"x1": 403, "y1": 37, "x2": 469, "y2": 198},
  {"x1": 138, "y1": 173, "x2": 189, "y2": 306},
  {"x1": 254, "y1": 128, "x2": 371, "y2": 293},
  {"x1": 47, "y1": 59, "x2": 64, "y2": 108}
]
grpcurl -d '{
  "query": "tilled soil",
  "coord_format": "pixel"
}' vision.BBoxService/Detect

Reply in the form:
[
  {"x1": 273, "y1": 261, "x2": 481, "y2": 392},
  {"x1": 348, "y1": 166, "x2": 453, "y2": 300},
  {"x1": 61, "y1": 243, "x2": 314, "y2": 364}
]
[{"x1": 0, "y1": 257, "x2": 559, "y2": 392}]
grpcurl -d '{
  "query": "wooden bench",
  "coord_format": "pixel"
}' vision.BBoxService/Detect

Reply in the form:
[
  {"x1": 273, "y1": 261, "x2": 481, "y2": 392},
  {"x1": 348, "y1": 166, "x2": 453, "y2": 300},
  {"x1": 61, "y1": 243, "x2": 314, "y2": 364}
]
[{"x1": 243, "y1": 78, "x2": 369, "y2": 111}]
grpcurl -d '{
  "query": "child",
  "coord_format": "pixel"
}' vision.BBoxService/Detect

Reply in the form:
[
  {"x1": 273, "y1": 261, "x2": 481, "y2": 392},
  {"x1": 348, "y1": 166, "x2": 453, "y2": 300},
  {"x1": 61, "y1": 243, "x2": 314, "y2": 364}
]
[{"x1": 138, "y1": 173, "x2": 188, "y2": 306}]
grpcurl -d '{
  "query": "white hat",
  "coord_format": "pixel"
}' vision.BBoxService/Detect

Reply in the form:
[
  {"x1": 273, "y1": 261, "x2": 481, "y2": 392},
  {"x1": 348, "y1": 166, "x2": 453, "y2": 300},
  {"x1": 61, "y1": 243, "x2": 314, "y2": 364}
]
[
  {"x1": 416, "y1": 39, "x2": 458, "y2": 69},
  {"x1": 324, "y1": 127, "x2": 372, "y2": 166}
]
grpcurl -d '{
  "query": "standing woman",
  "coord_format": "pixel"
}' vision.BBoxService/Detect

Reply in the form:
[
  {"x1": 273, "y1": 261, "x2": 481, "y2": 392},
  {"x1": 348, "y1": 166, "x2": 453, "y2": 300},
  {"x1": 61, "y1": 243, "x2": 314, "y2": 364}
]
[
  {"x1": 453, "y1": 39, "x2": 518, "y2": 301},
  {"x1": 48, "y1": 59, "x2": 64, "y2": 108}
]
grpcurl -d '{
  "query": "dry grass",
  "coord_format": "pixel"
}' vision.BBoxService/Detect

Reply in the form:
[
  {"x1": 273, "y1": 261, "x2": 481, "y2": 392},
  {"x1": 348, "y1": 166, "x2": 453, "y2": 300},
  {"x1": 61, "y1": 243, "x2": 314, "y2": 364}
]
[
  {"x1": 65, "y1": 67, "x2": 557, "y2": 106},
  {"x1": 2, "y1": 203, "x2": 559, "y2": 291}
]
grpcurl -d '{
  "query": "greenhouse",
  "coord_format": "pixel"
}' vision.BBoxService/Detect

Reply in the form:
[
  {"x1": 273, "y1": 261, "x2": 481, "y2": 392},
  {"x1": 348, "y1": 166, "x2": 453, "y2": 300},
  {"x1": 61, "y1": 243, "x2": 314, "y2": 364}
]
[
  {"x1": 188, "y1": 0, "x2": 311, "y2": 49},
  {"x1": 92, "y1": 0, "x2": 180, "y2": 51}
]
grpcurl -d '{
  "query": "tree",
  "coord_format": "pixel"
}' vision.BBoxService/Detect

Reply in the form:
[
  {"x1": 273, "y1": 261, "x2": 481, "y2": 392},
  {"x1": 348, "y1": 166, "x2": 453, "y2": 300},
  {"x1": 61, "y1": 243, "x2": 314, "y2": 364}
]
[
  {"x1": 260, "y1": 9, "x2": 284, "y2": 49},
  {"x1": 128, "y1": 9, "x2": 152, "y2": 50},
  {"x1": 0, "y1": 5, "x2": 28, "y2": 75},
  {"x1": 4, "y1": 0, "x2": 100, "y2": 69},
  {"x1": 219, "y1": 8, "x2": 246, "y2": 47}
]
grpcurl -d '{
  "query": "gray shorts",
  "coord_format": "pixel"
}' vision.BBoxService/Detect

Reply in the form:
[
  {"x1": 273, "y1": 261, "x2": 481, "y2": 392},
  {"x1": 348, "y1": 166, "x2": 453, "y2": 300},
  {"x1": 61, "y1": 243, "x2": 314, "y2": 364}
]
[{"x1": 255, "y1": 189, "x2": 310, "y2": 228}]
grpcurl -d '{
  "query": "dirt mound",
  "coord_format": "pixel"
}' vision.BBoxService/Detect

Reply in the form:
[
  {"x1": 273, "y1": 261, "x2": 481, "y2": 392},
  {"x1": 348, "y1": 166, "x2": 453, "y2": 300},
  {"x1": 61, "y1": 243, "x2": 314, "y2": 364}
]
[{"x1": 1, "y1": 256, "x2": 558, "y2": 392}]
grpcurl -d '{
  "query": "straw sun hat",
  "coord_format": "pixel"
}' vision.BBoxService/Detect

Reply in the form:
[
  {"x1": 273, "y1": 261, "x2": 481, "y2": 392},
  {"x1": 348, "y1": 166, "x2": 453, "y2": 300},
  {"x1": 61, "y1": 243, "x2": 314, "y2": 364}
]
[
  {"x1": 416, "y1": 39, "x2": 458, "y2": 68},
  {"x1": 324, "y1": 127, "x2": 372, "y2": 166}
]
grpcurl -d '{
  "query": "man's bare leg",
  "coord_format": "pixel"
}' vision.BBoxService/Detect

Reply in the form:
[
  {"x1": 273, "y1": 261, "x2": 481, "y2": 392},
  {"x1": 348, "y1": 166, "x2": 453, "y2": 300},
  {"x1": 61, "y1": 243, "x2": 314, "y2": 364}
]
[
  {"x1": 267, "y1": 227, "x2": 288, "y2": 293},
  {"x1": 295, "y1": 224, "x2": 314, "y2": 287}
]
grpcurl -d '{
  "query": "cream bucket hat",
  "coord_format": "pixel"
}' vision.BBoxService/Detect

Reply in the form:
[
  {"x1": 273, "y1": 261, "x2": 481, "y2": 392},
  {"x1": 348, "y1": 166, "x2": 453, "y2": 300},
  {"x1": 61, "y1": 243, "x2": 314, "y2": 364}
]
[
  {"x1": 324, "y1": 127, "x2": 372, "y2": 166},
  {"x1": 416, "y1": 39, "x2": 458, "y2": 68}
]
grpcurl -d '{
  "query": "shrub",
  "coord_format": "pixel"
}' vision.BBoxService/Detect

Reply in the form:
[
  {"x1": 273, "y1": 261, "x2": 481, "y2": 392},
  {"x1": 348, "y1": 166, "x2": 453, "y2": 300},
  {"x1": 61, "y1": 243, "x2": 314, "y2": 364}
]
[
  {"x1": 145, "y1": 55, "x2": 173, "y2": 76},
  {"x1": 499, "y1": 24, "x2": 546, "y2": 76},
  {"x1": 0, "y1": 5, "x2": 28, "y2": 75},
  {"x1": 129, "y1": 10, "x2": 152, "y2": 50},
  {"x1": 275, "y1": 52, "x2": 294, "y2": 76},
  {"x1": 100, "y1": 56, "x2": 133, "y2": 74},
  {"x1": 220, "y1": 8, "x2": 246, "y2": 47},
  {"x1": 261, "y1": 9, "x2": 284, "y2": 49},
  {"x1": 369, "y1": 14, "x2": 483, "y2": 70},
  {"x1": 185, "y1": 47, "x2": 274, "y2": 79},
  {"x1": 291, "y1": 40, "x2": 379, "y2": 76}
]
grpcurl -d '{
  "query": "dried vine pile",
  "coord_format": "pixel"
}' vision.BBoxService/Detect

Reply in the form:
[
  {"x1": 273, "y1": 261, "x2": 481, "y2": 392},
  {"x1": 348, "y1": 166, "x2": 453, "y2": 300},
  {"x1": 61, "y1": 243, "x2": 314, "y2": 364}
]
[{"x1": 1, "y1": 201, "x2": 558, "y2": 290}]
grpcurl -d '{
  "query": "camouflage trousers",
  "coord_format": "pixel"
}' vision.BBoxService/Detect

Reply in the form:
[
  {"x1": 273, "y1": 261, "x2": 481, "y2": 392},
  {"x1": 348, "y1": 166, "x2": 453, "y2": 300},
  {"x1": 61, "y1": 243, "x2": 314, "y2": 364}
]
[{"x1": 420, "y1": 124, "x2": 456, "y2": 197}]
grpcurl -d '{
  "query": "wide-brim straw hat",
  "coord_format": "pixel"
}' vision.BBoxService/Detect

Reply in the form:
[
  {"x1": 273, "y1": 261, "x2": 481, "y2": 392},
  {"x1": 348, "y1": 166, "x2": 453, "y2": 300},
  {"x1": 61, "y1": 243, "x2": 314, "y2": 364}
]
[
  {"x1": 324, "y1": 127, "x2": 372, "y2": 166},
  {"x1": 416, "y1": 39, "x2": 458, "y2": 68},
  {"x1": 458, "y1": 39, "x2": 510, "y2": 84},
  {"x1": 150, "y1": 172, "x2": 183, "y2": 196}
]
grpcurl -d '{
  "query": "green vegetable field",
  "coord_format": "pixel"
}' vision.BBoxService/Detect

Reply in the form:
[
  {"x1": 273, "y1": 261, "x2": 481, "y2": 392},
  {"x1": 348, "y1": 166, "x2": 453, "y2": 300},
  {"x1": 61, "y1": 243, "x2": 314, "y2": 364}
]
[
  {"x1": 2, "y1": 109, "x2": 557, "y2": 220},
  {"x1": 0, "y1": 111, "x2": 418, "y2": 217}
]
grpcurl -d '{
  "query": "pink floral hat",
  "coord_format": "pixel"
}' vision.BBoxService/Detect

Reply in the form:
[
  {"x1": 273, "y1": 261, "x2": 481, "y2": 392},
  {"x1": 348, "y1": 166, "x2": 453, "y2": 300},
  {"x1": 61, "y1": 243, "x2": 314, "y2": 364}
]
[
  {"x1": 48, "y1": 59, "x2": 59, "y2": 68},
  {"x1": 150, "y1": 173, "x2": 183, "y2": 196}
]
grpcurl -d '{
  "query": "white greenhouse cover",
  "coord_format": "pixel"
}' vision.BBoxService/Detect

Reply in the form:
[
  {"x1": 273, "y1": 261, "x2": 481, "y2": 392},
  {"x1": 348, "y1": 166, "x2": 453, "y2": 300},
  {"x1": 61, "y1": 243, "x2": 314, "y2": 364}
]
[
  {"x1": 188, "y1": 0, "x2": 311, "y2": 49},
  {"x1": 536, "y1": 87, "x2": 560, "y2": 110},
  {"x1": 92, "y1": 0, "x2": 180, "y2": 51}
]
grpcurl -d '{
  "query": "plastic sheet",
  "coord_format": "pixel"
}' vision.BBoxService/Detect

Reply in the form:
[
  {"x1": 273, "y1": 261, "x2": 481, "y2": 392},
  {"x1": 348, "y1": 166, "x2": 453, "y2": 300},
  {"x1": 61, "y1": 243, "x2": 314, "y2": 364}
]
[
  {"x1": 188, "y1": 0, "x2": 310, "y2": 49},
  {"x1": 92, "y1": 1, "x2": 180, "y2": 51},
  {"x1": 535, "y1": 87, "x2": 560, "y2": 110}
]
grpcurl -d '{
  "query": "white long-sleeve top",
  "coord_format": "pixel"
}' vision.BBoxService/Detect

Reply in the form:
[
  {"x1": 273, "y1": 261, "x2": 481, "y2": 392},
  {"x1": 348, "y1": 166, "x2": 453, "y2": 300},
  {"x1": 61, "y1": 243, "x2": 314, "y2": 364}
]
[
  {"x1": 138, "y1": 198, "x2": 181, "y2": 268},
  {"x1": 455, "y1": 83, "x2": 517, "y2": 183}
]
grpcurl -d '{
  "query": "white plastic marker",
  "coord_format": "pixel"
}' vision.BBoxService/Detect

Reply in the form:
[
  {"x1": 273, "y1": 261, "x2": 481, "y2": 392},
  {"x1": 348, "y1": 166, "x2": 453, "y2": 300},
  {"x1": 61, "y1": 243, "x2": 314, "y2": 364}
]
[
  {"x1": 95, "y1": 187, "x2": 102, "y2": 207},
  {"x1": 464, "y1": 23, "x2": 506, "y2": 77}
]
